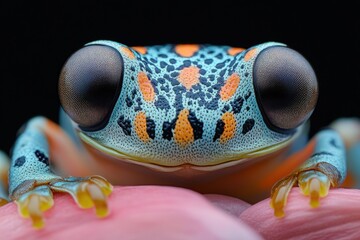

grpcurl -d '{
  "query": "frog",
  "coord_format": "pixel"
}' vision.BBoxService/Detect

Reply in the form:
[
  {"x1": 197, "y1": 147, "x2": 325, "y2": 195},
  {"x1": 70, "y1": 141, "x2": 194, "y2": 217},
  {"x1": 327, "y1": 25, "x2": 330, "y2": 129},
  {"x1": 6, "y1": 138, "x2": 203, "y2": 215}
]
[{"x1": 0, "y1": 40, "x2": 359, "y2": 229}]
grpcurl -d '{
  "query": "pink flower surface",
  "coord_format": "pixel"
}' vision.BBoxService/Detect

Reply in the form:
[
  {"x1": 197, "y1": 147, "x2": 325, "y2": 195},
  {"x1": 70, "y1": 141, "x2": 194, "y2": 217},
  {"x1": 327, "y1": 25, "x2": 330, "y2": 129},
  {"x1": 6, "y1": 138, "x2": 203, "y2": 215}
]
[
  {"x1": 0, "y1": 186, "x2": 260, "y2": 240},
  {"x1": 0, "y1": 186, "x2": 359, "y2": 240},
  {"x1": 240, "y1": 188, "x2": 360, "y2": 240}
]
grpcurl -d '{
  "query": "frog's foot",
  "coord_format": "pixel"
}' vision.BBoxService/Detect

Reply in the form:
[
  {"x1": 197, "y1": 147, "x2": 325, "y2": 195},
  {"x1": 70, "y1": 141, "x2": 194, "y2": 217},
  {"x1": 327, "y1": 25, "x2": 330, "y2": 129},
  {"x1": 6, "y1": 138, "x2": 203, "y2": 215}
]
[
  {"x1": 14, "y1": 176, "x2": 113, "y2": 229},
  {"x1": 51, "y1": 176, "x2": 113, "y2": 217},
  {"x1": 16, "y1": 185, "x2": 54, "y2": 229},
  {"x1": 270, "y1": 162, "x2": 336, "y2": 218}
]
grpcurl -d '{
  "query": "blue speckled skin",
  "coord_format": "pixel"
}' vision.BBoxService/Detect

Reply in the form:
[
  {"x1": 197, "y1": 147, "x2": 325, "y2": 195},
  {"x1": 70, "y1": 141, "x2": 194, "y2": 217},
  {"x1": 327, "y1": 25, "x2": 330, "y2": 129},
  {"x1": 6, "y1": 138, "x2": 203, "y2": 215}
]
[
  {"x1": 0, "y1": 41, "x2": 353, "y2": 206},
  {"x1": 83, "y1": 41, "x2": 291, "y2": 166}
]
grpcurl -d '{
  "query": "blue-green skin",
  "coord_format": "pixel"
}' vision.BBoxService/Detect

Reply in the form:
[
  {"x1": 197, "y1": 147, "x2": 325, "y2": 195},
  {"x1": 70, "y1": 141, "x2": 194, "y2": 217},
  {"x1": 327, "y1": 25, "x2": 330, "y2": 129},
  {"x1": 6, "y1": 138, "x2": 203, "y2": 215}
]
[
  {"x1": 6, "y1": 41, "x2": 347, "y2": 202},
  {"x1": 82, "y1": 41, "x2": 290, "y2": 166}
]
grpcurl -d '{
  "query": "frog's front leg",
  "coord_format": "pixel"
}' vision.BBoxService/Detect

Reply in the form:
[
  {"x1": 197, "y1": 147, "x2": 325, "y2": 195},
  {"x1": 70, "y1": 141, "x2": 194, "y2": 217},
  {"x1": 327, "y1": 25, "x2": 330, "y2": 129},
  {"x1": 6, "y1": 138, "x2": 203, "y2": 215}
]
[
  {"x1": 9, "y1": 116, "x2": 113, "y2": 229},
  {"x1": 270, "y1": 129, "x2": 346, "y2": 217}
]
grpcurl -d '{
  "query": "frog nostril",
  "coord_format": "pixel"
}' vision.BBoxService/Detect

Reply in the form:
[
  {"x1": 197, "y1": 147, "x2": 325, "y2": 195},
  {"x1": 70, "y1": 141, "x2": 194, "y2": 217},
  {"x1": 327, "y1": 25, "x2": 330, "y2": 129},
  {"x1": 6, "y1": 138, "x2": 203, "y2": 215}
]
[
  {"x1": 253, "y1": 46, "x2": 318, "y2": 131},
  {"x1": 59, "y1": 45, "x2": 124, "y2": 130}
]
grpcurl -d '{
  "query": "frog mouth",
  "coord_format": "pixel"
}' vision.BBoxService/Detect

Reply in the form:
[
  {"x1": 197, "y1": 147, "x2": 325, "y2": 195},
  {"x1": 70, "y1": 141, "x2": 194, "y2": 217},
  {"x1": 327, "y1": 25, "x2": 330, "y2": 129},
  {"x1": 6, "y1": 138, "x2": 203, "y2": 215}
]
[{"x1": 78, "y1": 131, "x2": 299, "y2": 172}]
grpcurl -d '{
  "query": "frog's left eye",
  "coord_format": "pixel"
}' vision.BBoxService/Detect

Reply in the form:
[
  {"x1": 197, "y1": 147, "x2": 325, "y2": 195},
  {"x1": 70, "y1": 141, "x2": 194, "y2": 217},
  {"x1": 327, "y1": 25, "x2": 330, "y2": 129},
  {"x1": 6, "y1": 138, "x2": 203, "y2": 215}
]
[{"x1": 59, "y1": 45, "x2": 123, "y2": 130}]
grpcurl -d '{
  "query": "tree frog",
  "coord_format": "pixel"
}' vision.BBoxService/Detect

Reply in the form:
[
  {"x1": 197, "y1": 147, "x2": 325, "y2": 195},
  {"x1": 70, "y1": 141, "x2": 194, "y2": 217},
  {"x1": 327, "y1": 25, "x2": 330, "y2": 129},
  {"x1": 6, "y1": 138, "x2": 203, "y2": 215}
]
[{"x1": 0, "y1": 40, "x2": 358, "y2": 229}]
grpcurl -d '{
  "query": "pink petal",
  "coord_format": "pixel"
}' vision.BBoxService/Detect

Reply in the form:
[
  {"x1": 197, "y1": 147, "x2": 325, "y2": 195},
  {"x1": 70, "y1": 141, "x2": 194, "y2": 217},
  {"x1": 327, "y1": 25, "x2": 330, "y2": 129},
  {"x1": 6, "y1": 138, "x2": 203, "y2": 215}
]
[
  {"x1": 204, "y1": 194, "x2": 251, "y2": 216},
  {"x1": 0, "y1": 186, "x2": 262, "y2": 240},
  {"x1": 240, "y1": 187, "x2": 360, "y2": 240}
]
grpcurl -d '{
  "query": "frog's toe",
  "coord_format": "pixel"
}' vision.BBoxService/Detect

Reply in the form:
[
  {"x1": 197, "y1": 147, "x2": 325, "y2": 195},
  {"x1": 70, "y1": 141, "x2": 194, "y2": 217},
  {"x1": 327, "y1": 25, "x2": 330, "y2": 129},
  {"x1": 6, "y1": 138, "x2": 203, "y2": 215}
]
[
  {"x1": 270, "y1": 174, "x2": 297, "y2": 218},
  {"x1": 298, "y1": 170, "x2": 330, "y2": 208},
  {"x1": 50, "y1": 175, "x2": 113, "y2": 217},
  {"x1": 16, "y1": 185, "x2": 54, "y2": 229},
  {"x1": 270, "y1": 162, "x2": 336, "y2": 217}
]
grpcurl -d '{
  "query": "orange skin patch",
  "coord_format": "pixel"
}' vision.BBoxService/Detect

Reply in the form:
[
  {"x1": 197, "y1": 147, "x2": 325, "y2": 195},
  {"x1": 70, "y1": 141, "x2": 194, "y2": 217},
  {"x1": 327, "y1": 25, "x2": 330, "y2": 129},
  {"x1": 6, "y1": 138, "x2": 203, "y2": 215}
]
[
  {"x1": 244, "y1": 48, "x2": 258, "y2": 61},
  {"x1": 178, "y1": 66, "x2": 200, "y2": 90},
  {"x1": 174, "y1": 109, "x2": 194, "y2": 147},
  {"x1": 228, "y1": 47, "x2": 245, "y2": 56},
  {"x1": 342, "y1": 172, "x2": 357, "y2": 188},
  {"x1": 120, "y1": 46, "x2": 136, "y2": 59},
  {"x1": 138, "y1": 72, "x2": 155, "y2": 102},
  {"x1": 41, "y1": 119, "x2": 91, "y2": 176},
  {"x1": 220, "y1": 112, "x2": 236, "y2": 143},
  {"x1": 132, "y1": 46, "x2": 147, "y2": 55},
  {"x1": 134, "y1": 112, "x2": 150, "y2": 142},
  {"x1": 175, "y1": 44, "x2": 200, "y2": 57},
  {"x1": 261, "y1": 139, "x2": 316, "y2": 189},
  {"x1": 220, "y1": 73, "x2": 241, "y2": 101}
]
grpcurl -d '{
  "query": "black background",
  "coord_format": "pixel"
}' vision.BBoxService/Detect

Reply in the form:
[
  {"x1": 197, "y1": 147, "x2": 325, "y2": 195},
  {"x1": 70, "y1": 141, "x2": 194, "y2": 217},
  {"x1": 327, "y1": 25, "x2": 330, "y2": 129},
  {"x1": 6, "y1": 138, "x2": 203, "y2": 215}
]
[{"x1": 1, "y1": 1, "x2": 359, "y2": 152}]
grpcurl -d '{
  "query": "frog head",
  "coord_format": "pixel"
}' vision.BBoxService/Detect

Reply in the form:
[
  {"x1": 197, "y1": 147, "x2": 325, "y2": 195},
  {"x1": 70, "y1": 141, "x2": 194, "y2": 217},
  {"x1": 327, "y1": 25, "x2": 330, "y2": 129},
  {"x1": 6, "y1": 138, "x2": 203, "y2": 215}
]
[{"x1": 58, "y1": 41, "x2": 318, "y2": 169}]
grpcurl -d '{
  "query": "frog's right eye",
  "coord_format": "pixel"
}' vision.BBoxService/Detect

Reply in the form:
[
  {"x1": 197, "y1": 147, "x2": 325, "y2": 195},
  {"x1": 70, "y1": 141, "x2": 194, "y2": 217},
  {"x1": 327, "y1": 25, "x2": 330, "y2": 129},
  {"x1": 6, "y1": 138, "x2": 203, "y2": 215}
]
[
  {"x1": 59, "y1": 45, "x2": 124, "y2": 130},
  {"x1": 253, "y1": 46, "x2": 318, "y2": 132}
]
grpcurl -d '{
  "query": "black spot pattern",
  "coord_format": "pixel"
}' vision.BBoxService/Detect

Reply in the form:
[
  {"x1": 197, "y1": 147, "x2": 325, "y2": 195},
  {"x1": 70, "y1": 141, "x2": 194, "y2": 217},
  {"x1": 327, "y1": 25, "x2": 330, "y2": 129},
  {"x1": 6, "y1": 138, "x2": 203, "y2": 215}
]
[
  {"x1": 245, "y1": 92, "x2": 252, "y2": 100},
  {"x1": 230, "y1": 97, "x2": 244, "y2": 114},
  {"x1": 242, "y1": 119, "x2": 255, "y2": 134},
  {"x1": 311, "y1": 152, "x2": 334, "y2": 158},
  {"x1": 222, "y1": 105, "x2": 230, "y2": 113},
  {"x1": 188, "y1": 111, "x2": 204, "y2": 140},
  {"x1": 213, "y1": 119, "x2": 225, "y2": 141},
  {"x1": 183, "y1": 60, "x2": 191, "y2": 67},
  {"x1": 125, "y1": 96, "x2": 133, "y2": 107},
  {"x1": 134, "y1": 97, "x2": 143, "y2": 112},
  {"x1": 35, "y1": 150, "x2": 49, "y2": 166},
  {"x1": 204, "y1": 59, "x2": 213, "y2": 65},
  {"x1": 215, "y1": 53, "x2": 223, "y2": 59},
  {"x1": 14, "y1": 156, "x2": 26, "y2": 167},
  {"x1": 117, "y1": 116, "x2": 132, "y2": 136},
  {"x1": 155, "y1": 95, "x2": 170, "y2": 110},
  {"x1": 204, "y1": 97, "x2": 219, "y2": 110},
  {"x1": 215, "y1": 62, "x2": 225, "y2": 69},
  {"x1": 330, "y1": 139, "x2": 340, "y2": 149},
  {"x1": 162, "y1": 120, "x2": 176, "y2": 140},
  {"x1": 125, "y1": 45, "x2": 255, "y2": 145},
  {"x1": 160, "y1": 61, "x2": 167, "y2": 68},
  {"x1": 146, "y1": 117, "x2": 156, "y2": 140}
]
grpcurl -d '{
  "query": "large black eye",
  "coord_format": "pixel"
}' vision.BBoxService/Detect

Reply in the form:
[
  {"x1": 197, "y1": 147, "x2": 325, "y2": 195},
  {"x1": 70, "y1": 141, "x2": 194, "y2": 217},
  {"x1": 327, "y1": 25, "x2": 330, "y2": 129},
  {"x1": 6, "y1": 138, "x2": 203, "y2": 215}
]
[
  {"x1": 59, "y1": 45, "x2": 123, "y2": 130},
  {"x1": 253, "y1": 46, "x2": 318, "y2": 131}
]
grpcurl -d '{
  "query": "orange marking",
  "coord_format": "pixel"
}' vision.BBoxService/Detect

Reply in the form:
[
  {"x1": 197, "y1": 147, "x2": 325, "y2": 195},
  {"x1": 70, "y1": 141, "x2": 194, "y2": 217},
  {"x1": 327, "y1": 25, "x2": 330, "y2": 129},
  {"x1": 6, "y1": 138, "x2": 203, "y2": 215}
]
[
  {"x1": 261, "y1": 138, "x2": 316, "y2": 188},
  {"x1": 228, "y1": 47, "x2": 245, "y2": 56},
  {"x1": 178, "y1": 66, "x2": 200, "y2": 90},
  {"x1": 134, "y1": 112, "x2": 150, "y2": 142},
  {"x1": 220, "y1": 112, "x2": 236, "y2": 143},
  {"x1": 120, "y1": 46, "x2": 136, "y2": 59},
  {"x1": 138, "y1": 72, "x2": 155, "y2": 102},
  {"x1": 244, "y1": 48, "x2": 258, "y2": 61},
  {"x1": 342, "y1": 172, "x2": 356, "y2": 188},
  {"x1": 175, "y1": 44, "x2": 200, "y2": 57},
  {"x1": 174, "y1": 109, "x2": 194, "y2": 147},
  {"x1": 132, "y1": 46, "x2": 147, "y2": 55},
  {"x1": 220, "y1": 73, "x2": 240, "y2": 101},
  {"x1": 41, "y1": 119, "x2": 91, "y2": 176}
]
